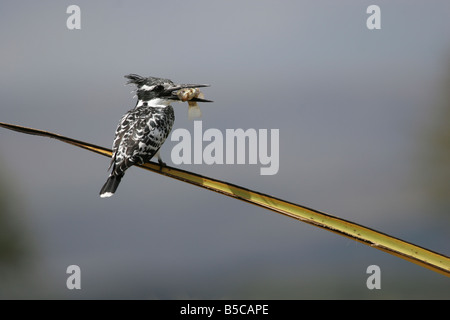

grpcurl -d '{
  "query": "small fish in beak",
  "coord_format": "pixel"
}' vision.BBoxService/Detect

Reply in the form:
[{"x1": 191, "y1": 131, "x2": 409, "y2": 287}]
[{"x1": 177, "y1": 88, "x2": 206, "y2": 120}]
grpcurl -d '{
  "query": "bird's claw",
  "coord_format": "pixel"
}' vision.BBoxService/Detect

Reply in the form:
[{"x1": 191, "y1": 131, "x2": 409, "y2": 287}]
[{"x1": 158, "y1": 159, "x2": 166, "y2": 171}]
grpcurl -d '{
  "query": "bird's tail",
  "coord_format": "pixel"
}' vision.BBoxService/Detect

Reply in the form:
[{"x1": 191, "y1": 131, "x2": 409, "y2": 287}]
[{"x1": 99, "y1": 175, "x2": 123, "y2": 198}]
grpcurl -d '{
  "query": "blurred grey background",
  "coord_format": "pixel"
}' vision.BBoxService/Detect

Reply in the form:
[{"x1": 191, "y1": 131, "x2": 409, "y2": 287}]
[{"x1": 1, "y1": 1, "x2": 449, "y2": 299}]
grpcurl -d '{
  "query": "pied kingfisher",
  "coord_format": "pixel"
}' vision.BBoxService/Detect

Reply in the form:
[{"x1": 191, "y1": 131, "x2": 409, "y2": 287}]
[{"x1": 99, "y1": 74, "x2": 211, "y2": 198}]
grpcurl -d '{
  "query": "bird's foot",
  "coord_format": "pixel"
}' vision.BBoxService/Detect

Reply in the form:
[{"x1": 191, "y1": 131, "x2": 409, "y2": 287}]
[{"x1": 158, "y1": 159, "x2": 166, "y2": 171}]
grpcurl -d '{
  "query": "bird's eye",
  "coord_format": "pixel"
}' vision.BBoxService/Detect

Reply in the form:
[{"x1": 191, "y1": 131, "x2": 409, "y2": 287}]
[{"x1": 154, "y1": 85, "x2": 164, "y2": 91}]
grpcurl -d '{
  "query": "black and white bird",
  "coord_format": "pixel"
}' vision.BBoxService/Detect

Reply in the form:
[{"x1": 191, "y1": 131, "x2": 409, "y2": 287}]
[{"x1": 99, "y1": 74, "x2": 212, "y2": 198}]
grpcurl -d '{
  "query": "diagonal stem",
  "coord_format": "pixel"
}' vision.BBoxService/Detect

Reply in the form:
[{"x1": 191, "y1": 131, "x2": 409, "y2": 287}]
[{"x1": 1, "y1": 121, "x2": 449, "y2": 277}]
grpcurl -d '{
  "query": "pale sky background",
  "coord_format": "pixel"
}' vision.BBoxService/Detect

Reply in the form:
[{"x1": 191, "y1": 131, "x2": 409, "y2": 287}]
[{"x1": 0, "y1": 1, "x2": 449, "y2": 298}]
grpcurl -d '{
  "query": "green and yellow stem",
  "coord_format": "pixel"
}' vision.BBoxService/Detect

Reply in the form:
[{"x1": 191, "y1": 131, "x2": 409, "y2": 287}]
[{"x1": 1, "y1": 122, "x2": 449, "y2": 277}]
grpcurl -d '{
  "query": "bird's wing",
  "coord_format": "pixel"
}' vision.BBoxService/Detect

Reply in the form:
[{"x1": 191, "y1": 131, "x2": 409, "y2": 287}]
[
  {"x1": 109, "y1": 107, "x2": 174, "y2": 175},
  {"x1": 127, "y1": 107, "x2": 174, "y2": 164},
  {"x1": 108, "y1": 108, "x2": 142, "y2": 174}
]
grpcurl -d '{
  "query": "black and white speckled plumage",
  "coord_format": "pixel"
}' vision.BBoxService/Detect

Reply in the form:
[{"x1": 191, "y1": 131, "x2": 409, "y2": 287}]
[
  {"x1": 99, "y1": 74, "x2": 211, "y2": 198},
  {"x1": 110, "y1": 104, "x2": 174, "y2": 174},
  {"x1": 99, "y1": 75, "x2": 175, "y2": 198}
]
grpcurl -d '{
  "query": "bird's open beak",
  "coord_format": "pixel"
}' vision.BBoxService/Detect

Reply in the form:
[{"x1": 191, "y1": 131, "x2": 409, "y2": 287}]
[{"x1": 167, "y1": 84, "x2": 213, "y2": 102}]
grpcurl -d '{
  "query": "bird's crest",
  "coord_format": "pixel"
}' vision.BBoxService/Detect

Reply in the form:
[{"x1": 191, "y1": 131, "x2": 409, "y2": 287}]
[{"x1": 124, "y1": 74, "x2": 174, "y2": 89}]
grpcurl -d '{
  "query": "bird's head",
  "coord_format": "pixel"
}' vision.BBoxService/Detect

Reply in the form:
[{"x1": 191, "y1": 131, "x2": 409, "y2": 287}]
[{"x1": 125, "y1": 74, "x2": 212, "y2": 107}]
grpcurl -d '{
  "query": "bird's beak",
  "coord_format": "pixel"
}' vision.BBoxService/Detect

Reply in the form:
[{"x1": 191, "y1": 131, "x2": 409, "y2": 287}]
[{"x1": 167, "y1": 84, "x2": 213, "y2": 102}]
